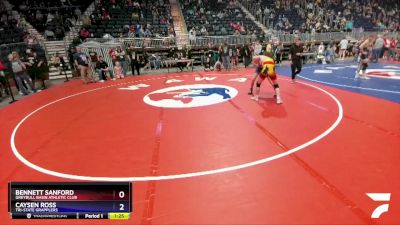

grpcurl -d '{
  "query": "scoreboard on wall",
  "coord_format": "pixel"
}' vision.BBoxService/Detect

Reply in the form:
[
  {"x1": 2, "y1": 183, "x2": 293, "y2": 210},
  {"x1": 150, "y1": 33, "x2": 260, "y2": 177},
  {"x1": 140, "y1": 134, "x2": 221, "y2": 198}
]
[{"x1": 8, "y1": 182, "x2": 132, "y2": 220}]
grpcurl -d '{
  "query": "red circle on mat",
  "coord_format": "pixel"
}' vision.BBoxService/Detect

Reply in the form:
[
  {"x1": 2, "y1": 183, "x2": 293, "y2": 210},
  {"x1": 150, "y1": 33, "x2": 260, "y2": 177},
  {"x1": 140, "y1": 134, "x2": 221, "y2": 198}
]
[{"x1": 14, "y1": 73, "x2": 339, "y2": 177}]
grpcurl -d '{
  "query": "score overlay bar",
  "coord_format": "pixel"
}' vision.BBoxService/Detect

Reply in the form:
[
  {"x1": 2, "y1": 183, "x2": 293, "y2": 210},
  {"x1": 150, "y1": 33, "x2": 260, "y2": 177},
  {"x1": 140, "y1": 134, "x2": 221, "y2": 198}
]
[
  {"x1": 8, "y1": 182, "x2": 132, "y2": 220},
  {"x1": 11, "y1": 212, "x2": 130, "y2": 220}
]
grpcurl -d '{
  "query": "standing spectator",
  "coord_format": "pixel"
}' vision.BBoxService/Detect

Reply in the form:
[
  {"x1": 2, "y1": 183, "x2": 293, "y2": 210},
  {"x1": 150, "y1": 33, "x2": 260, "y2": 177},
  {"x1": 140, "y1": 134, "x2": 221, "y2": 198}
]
[
  {"x1": 372, "y1": 34, "x2": 384, "y2": 63},
  {"x1": 73, "y1": 47, "x2": 94, "y2": 84},
  {"x1": 115, "y1": 46, "x2": 128, "y2": 75},
  {"x1": 230, "y1": 45, "x2": 239, "y2": 69},
  {"x1": 389, "y1": 37, "x2": 398, "y2": 60},
  {"x1": 182, "y1": 45, "x2": 192, "y2": 70},
  {"x1": 253, "y1": 41, "x2": 262, "y2": 56},
  {"x1": 317, "y1": 42, "x2": 326, "y2": 64},
  {"x1": 289, "y1": 38, "x2": 304, "y2": 83},
  {"x1": 325, "y1": 43, "x2": 335, "y2": 63},
  {"x1": 219, "y1": 42, "x2": 230, "y2": 70},
  {"x1": 352, "y1": 42, "x2": 360, "y2": 62},
  {"x1": 26, "y1": 49, "x2": 46, "y2": 90},
  {"x1": 128, "y1": 47, "x2": 141, "y2": 75},
  {"x1": 240, "y1": 44, "x2": 252, "y2": 68},
  {"x1": 204, "y1": 44, "x2": 214, "y2": 71},
  {"x1": 10, "y1": 52, "x2": 36, "y2": 95},
  {"x1": 274, "y1": 42, "x2": 283, "y2": 65},
  {"x1": 382, "y1": 34, "x2": 390, "y2": 59},
  {"x1": 211, "y1": 46, "x2": 222, "y2": 71},
  {"x1": 0, "y1": 59, "x2": 9, "y2": 100},
  {"x1": 339, "y1": 37, "x2": 349, "y2": 60},
  {"x1": 265, "y1": 41, "x2": 273, "y2": 56}
]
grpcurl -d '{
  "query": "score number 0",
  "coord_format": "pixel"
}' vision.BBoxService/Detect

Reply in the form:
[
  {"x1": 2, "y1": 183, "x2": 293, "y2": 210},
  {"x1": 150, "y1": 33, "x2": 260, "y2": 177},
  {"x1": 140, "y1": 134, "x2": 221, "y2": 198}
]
[{"x1": 119, "y1": 190, "x2": 125, "y2": 211}]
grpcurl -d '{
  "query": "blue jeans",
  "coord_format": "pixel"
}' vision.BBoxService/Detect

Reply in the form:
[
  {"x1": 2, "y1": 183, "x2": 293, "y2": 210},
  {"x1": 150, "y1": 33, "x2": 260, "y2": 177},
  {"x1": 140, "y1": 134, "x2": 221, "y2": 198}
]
[
  {"x1": 372, "y1": 48, "x2": 381, "y2": 62},
  {"x1": 222, "y1": 55, "x2": 230, "y2": 70},
  {"x1": 15, "y1": 71, "x2": 35, "y2": 95},
  {"x1": 118, "y1": 61, "x2": 129, "y2": 75}
]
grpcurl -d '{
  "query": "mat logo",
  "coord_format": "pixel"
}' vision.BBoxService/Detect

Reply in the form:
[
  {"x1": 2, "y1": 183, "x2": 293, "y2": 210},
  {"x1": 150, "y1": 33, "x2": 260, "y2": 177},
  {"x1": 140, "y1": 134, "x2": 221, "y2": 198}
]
[
  {"x1": 366, "y1": 69, "x2": 400, "y2": 79},
  {"x1": 366, "y1": 193, "x2": 391, "y2": 219},
  {"x1": 143, "y1": 84, "x2": 238, "y2": 108}
]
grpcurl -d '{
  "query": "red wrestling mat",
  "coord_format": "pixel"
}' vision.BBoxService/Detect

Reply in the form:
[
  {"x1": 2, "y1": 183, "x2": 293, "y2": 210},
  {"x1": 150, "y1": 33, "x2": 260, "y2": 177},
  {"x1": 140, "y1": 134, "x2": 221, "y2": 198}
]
[{"x1": 0, "y1": 69, "x2": 399, "y2": 225}]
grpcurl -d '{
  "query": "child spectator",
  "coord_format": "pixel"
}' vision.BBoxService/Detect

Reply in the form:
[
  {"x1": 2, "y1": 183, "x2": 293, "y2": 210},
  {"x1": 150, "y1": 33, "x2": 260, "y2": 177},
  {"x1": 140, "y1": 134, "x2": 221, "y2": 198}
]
[{"x1": 114, "y1": 61, "x2": 124, "y2": 79}]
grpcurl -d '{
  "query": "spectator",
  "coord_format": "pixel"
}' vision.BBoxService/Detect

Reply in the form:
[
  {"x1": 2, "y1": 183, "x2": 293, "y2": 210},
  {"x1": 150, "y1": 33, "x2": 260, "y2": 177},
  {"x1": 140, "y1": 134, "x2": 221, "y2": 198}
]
[
  {"x1": 96, "y1": 56, "x2": 114, "y2": 82},
  {"x1": 114, "y1": 61, "x2": 125, "y2": 79},
  {"x1": 79, "y1": 27, "x2": 91, "y2": 41},
  {"x1": 240, "y1": 44, "x2": 252, "y2": 67},
  {"x1": 10, "y1": 52, "x2": 36, "y2": 95},
  {"x1": 382, "y1": 34, "x2": 390, "y2": 59},
  {"x1": 200, "y1": 26, "x2": 208, "y2": 36},
  {"x1": 338, "y1": 37, "x2": 349, "y2": 60},
  {"x1": 229, "y1": 45, "x2": 239, "y2": 69},
  {"x1": 0, "y1": 59, "x2": 10, "y2": 99},
  {"x1": 221, "y1": 26, "x2": 228, "y2": 35},
  {"x1": 389, "y1": 37, "x2": 398, "y2": 60},
  {"x1": 26, "y1": 49, "x2": 46, "y2": 90},
  {"x1": 128, "y1": 47, "x2": 141, "y2": 75},
  {"x1": 372, "y1": 34, "x2": 384, "y2": 63},
  {"x1": 115, "y1": 46, "x2": 128, "y2": 75},
  {"x1": 219, "y1": 42, "x2": 230, "y2": 70},
  {"x1": 274, "y1": 42, "x2": 284, "y2": 65},
  {"x1": 317, "y1": 42, "x2": 326, "y2": 64},
  {"x1": 253, "y1": 41, "x2": 262, "y2": 56}
]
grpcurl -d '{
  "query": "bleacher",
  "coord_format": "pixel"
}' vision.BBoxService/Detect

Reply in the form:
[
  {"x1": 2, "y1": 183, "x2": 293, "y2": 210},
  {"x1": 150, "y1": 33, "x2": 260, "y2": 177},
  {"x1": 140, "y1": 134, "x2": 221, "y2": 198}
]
[
  {"x1": 253, "y1": 0, "x2": 398, "y2": 32},
  {"x1": 88, "y1": 0, "x2": 173, "y2": 38},
  {"x1": 181, "y1": 0, "x2": 263, "y2": 36},
  {"x1": 10, "y1": 0, "x2": 93, "y2": 40},
  {"x1": 0, "y1": 6, "x2": 25, "y2": 44}
]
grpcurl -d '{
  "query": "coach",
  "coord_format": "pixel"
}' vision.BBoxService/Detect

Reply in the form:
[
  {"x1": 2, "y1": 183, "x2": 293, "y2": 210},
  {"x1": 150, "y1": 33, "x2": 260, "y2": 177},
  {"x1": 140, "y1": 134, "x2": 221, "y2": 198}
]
[{"x1": 289, "y1": 38, "x2": 304, "y2": 83}]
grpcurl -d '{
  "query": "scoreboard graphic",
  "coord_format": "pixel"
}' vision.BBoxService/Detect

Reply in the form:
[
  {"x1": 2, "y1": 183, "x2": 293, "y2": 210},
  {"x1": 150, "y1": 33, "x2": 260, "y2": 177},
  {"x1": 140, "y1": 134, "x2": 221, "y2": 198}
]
[{"x1": 8, "y1": 182, "x2": 132, "y2": 220}]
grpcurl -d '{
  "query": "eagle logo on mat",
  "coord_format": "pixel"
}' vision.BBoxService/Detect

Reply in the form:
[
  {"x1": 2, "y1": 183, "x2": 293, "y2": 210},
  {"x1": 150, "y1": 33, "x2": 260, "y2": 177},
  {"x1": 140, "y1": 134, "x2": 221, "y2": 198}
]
[
  {"x1": 366, "y1": 69, "x2": 400, "y2": 80},
  {"x1": 143, "y1": 84, "x2": 238, "y2": 108}
]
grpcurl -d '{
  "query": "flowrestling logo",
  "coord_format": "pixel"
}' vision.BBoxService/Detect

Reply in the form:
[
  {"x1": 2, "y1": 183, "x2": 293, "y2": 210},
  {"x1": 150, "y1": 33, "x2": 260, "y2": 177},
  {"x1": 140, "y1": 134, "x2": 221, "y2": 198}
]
[
  {"x1": 315, "y1": 65, "x2": 400, "y2": 79},
  {"x1": 143, "y1": 84, "x2": 238, "y2": 108}
]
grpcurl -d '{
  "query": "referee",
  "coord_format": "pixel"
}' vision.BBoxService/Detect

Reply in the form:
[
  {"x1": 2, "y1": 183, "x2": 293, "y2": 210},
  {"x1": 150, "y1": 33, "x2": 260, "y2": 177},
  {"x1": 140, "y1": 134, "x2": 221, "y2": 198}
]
[{"x1": 289, "y1": 37, "x2": 304, "y2": 83}]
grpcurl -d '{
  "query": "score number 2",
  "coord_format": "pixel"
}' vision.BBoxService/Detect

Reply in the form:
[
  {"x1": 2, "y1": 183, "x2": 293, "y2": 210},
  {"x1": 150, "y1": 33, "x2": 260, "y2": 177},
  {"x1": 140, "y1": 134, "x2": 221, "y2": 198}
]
[{"x1": 117, "y1": 190, "x2": 127, "y2": 211}]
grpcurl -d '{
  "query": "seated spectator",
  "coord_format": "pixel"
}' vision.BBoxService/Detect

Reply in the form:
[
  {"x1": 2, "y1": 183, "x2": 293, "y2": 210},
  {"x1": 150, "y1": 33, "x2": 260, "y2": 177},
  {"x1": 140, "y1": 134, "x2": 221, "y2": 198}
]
[
  {"x1": 96, "y1": 56, "x2": 114, "y2": 82},
  {"x1": 82, "y1": 15, "x2": 91, "y2": 26},
  {"x1": 221, "y1": 27, "x2": 228, "y2": 35},
  {"x1": 200, "y1": 26, "x2": 208, "y2": 36},
  {"x1": 79, "y1": 27, "x2": 91, "y2": 41},
  {"x1": 44, "y1": 29, "x2": 56, "y2": 40},
  {"x1": 114, "y1": 61, "x2": 125, "y2": 79}
]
